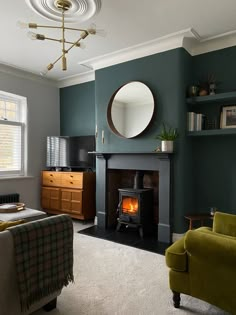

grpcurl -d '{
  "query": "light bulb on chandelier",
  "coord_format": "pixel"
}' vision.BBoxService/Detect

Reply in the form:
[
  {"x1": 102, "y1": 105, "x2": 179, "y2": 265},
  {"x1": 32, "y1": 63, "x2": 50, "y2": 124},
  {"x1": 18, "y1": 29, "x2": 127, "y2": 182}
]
[{"x1": 17, "y1": 0, "x2": 104, "y2": 75}]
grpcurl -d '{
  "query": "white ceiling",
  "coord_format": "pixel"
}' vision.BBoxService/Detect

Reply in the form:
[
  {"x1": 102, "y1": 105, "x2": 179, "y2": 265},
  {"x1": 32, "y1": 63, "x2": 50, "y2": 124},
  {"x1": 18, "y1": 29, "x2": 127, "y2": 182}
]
[{"x1": 2, "y1": 0, "x2": 236, "y2": 83}]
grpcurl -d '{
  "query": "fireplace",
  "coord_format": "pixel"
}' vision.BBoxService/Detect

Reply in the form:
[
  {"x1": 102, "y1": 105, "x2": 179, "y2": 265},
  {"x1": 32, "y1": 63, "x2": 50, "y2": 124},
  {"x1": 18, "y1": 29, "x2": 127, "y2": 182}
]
[
  {"x1": 95, "y1": 152, "x2": 172, "y2": 243},
  {"x1": 117, "y1": 188, "x2": 154, "y2": 238}
]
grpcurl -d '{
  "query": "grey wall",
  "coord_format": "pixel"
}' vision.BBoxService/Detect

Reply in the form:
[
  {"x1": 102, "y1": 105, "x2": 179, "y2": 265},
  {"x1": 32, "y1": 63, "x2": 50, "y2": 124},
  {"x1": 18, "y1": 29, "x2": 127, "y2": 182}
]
[{"x1": 0, "y1": 68, "x2": 60, "y2": 209}]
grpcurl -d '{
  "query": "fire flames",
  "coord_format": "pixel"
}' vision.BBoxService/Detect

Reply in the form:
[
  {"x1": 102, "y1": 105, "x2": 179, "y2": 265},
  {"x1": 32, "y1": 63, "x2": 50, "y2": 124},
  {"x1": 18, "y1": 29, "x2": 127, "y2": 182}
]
[{"x1": 122, "y1": 197, "x2": 138, "y2": 215}]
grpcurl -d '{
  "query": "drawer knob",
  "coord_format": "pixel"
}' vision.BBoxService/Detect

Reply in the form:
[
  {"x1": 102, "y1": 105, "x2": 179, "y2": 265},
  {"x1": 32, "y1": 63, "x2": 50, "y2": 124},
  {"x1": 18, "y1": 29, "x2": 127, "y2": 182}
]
[
  {"x1": 70, "y1": 175, "x2": 73, "y2": 178},
  {"x1": 50, "y1": 180, "x2": 53, "y2": 182},
  {"x1": 70, "y1": 181, "x2": 73, "y2": 184}
]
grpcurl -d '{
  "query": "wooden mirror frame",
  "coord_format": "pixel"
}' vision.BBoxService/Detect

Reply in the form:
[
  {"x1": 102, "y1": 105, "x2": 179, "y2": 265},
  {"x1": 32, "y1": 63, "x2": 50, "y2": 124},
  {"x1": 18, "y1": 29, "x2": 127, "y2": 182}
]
[{"x1": 107, "y1": 81, "x2": 155, "y2": 138}]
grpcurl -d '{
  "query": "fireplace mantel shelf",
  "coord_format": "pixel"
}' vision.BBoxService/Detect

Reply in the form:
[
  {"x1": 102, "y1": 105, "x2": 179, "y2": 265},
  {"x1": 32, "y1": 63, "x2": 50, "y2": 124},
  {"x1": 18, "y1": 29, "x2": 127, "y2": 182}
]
[{"x1": 89, "y1": 151, "x2": 173, "y2": 159}]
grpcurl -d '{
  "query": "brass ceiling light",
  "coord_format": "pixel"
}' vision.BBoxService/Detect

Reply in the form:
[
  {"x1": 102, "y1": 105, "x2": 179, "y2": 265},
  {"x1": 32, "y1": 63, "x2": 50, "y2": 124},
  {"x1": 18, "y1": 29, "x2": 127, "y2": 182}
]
[{"x1": 18, "y1": 0, "x2": 103, "y2": 75}]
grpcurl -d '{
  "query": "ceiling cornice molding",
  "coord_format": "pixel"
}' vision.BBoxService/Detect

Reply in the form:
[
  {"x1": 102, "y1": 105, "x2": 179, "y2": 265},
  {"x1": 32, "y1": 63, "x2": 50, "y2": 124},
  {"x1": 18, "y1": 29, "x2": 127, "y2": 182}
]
[
  {"x1": 59, "y1": 28, "x2": 198, "y2": 86},
  {"x1": 190, "y1": 31, "x2": 236, "y2": 56},
  {"x1": 57, "y1": 70, "x2": 95, "y2": 88},
  {"x1": 0, "y1": 63, "x2": 57, "y2": 87},
  {"x1": 60, "y1": 28, "x2": 236, "y2": 86},
  {"x1": 81, "y1": 28, "x2": 197, "y2": 71}
]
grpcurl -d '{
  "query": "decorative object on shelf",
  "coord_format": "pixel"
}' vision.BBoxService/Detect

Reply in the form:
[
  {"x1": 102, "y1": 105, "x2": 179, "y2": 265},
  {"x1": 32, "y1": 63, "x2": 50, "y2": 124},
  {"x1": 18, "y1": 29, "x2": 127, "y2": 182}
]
[
  {"x1": 18, "y1": 0, "x2": 103, "y2": 75},
  {"x1": 154, "y1": 146, "x2": 161, "y2": 152},
  {"x1": 155, "y1": 123, "x2": 178, "y2": 153},
  {"x1": 207, "y1": 73, "x2": 217, "y2": 95},
  {"x1": 187, "y1": 85, "x2": 199, "y2": 97},
  {"x1": 198, "y1": 73, "x2": 218, "y2": 96},
  {"x1": 198, "y1": 89, "x2": 208, "y2": 96},
  {"x1": 198, "y1": 82, "x2": 209, "y2": 96},
  {"x1": 209, "y1": 83, "x2": 216, "y2": 95},
  {"x1": 204, "y1": 117, "x2": 217, "y2": 130},
  {"x1": 220, "y1": 105, "x2": 236, "y2": 129}
]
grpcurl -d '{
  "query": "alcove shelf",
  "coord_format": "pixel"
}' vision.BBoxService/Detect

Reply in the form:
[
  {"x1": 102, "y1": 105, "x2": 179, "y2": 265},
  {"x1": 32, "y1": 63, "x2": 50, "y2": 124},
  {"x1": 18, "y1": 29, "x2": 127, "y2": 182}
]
[
  {"x1": 186, "y1": 90, "x2": 236, "y2": 105},
  {"x1": 187, "y1": 128, "x2": 236, "y2": 136},
  {"x1": 187, "y1": 90, "x2": 236, "y2": 136}
]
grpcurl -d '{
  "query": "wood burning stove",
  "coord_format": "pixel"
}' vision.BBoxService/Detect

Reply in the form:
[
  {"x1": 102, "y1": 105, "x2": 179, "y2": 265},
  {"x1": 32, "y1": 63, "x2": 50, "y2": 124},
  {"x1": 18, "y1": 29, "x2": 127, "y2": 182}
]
[
  {"x1": 95, "y1": 152, "x2": 171, "y2": 243},
  {"x1": 116, "y1": 172, "x2": 154, "y2": 238}
]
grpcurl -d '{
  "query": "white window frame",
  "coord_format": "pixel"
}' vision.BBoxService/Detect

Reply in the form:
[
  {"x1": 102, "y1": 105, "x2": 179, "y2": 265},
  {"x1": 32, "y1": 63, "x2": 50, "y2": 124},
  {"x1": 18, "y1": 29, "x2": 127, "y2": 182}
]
[{"x1": 0, "y1": 91, "x2": 27, "y2": 177}]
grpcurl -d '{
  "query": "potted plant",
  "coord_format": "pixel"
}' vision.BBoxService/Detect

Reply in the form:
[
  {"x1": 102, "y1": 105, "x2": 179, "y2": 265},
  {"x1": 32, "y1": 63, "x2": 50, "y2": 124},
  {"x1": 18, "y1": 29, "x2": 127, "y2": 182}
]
[{"x1": 155, "y1": 123, "x2": 179, "y2": 152}]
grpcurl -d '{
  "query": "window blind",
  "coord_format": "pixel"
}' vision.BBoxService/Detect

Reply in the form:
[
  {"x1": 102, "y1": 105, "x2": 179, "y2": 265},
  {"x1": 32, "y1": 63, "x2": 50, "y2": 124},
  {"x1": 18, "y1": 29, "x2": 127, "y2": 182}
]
[{"x1": 0, "y1": 121, "x2": 24, "y2": 175}]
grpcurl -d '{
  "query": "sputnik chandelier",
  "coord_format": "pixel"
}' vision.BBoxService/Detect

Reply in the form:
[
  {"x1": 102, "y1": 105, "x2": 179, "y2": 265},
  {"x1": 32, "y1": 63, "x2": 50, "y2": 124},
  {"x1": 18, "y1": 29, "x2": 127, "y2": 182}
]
[{"x1": 18, "y1": 0, "x2": 102, "y2": 75}]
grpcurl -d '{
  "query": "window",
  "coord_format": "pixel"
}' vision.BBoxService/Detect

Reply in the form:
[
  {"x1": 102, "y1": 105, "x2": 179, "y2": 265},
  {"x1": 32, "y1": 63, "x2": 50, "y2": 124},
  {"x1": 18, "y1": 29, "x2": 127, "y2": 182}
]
[{"x1": 0, "y1": 91, "x2": 27, "y2": 177}]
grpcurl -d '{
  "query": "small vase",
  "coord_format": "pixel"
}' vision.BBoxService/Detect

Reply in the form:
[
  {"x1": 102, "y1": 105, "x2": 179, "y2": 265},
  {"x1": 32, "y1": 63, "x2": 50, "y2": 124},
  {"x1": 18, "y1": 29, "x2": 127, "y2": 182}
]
[
  {"x1": 161, "y1": 140, "x2": 173, "y2": 152},
  {"x1": 188, "y1": 85, "x2": 199, "y2": 97}
]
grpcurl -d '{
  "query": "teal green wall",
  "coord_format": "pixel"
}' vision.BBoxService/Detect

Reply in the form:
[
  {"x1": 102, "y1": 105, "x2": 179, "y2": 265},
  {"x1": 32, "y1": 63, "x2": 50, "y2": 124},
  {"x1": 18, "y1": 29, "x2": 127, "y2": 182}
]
[
  {"x1": 95, "y1": 48, "x2": 194, "y2": 233},
  {"x1": 60, "y1": 46, "x2": 236, "y2": 233},
  {"x1": 95, "y1": 48, "x2": 187, "y2": 152},
  {"x1": 193, "y1": 46, "x2": 236, "y2": 93},
  {"x1": 60, "y1": 81, "x2": 95, "y2": 136},
  {"x1": 191, "y1": 47, "x2": 236, "y2": 214}
]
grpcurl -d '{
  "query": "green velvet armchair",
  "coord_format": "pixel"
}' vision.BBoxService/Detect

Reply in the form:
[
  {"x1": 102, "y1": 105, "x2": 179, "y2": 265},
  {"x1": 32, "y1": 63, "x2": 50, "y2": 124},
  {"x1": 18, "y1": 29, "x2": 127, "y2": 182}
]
[{"x1": 165, "y1": 211, "x2": 236, "y2": 314}]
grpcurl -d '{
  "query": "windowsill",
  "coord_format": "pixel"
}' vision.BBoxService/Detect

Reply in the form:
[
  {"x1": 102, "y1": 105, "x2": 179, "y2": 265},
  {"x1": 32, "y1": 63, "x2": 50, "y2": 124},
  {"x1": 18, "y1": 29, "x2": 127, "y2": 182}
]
[{"x1": 0, "y1": 175, "x2": 34, "y2": 181}]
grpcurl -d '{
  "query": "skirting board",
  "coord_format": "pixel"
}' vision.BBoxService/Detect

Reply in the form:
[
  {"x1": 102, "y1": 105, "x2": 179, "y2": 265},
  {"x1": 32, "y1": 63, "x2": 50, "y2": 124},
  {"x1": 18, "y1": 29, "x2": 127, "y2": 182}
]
[
  {"x1": 94, "y1": 216, "x2": 98, "y2": 225},
  {"x1": 172, "y1": 233, "x2": 185, "y2": 242}
]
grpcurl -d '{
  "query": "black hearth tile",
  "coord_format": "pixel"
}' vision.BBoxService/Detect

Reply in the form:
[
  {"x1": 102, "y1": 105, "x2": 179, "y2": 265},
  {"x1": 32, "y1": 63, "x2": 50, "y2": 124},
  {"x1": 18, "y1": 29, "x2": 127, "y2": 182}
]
[
  {"x1": 104, "y1": 230, "x2": 142, "y2": 246},
  {"x1": 78, "y1": 226, "x2": 169, "y2": 255},
  {"x1": 134, "y1": 239, "x2": 169, "y2": 255},
  {"x1": 79, "y1": 226, "x2": 141, "y2": 246},
  {"x1": 78, "y1": 225, "x2": 115, "y2": 238}
]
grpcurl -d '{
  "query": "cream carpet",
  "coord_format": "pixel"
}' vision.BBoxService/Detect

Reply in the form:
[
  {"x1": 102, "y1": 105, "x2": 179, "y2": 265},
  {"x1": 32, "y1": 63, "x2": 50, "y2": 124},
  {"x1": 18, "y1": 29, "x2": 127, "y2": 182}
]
[{"x1": 33, "y1": 223, "x2": 229, "y2": 315}]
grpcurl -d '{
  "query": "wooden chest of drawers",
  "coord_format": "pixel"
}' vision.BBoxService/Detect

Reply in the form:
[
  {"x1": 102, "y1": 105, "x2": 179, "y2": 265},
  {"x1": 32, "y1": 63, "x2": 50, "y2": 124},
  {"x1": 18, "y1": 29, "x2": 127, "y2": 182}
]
[{"x1": 41, "y1": 171, "x2": 96, "y2": 220}]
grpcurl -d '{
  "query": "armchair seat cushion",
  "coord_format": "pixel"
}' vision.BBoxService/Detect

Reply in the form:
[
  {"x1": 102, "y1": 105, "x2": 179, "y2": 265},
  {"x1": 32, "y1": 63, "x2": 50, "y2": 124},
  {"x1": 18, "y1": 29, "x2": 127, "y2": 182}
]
[{"x1": 165, "y1": 237, "x2": 187, "y2": 272}]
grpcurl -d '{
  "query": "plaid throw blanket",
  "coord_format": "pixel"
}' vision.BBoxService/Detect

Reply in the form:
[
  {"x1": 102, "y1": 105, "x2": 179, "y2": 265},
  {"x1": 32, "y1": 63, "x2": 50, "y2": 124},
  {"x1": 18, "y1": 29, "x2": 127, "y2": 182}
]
[{"x1": 8, "y1": 214, "x2": 74, "y2": 311}]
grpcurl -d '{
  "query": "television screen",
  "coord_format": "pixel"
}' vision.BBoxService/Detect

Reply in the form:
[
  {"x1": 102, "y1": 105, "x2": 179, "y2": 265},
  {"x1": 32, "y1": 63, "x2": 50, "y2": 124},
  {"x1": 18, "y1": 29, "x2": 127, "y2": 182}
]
[
  {"x1": 46, "y1": 135, "x2": 95, "y2": 170},
  {"x1": 69, "y1": 136, "x2": 95, "y2": 169}
]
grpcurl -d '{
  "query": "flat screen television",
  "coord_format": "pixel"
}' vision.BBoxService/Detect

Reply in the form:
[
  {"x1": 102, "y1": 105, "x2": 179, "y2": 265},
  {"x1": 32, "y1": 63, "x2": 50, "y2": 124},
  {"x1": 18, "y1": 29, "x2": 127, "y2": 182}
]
[{"x1": 46, "y1": 135, "x2": 95, "y2": 170}]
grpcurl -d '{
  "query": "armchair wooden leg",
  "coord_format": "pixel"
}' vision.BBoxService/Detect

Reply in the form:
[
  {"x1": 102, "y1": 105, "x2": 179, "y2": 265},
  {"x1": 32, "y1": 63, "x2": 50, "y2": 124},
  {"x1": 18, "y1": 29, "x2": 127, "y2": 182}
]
[
  {"x1": 172, "y1": 291, "x2": 180, "y2": 308},
  {"x1": 43, "y1": 298, "x2": 57, "y2": 312}
]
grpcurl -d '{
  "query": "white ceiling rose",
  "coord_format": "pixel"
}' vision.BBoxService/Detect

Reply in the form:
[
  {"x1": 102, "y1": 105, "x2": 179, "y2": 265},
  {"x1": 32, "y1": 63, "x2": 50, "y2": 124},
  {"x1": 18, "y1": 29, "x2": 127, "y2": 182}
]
[{"x1": 25, "y1": 0, "x2": 101, "y2": 23}]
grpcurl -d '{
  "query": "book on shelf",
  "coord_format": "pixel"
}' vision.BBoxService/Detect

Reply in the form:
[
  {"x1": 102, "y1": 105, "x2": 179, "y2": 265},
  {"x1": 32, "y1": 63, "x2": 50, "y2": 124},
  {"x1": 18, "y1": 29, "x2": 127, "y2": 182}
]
[
  {"x1": 187, "y1": 112, "x2": 195, "y2": 131},
  {"x1": 187, "y1": 112, "x2": 205, "y2": 131}
]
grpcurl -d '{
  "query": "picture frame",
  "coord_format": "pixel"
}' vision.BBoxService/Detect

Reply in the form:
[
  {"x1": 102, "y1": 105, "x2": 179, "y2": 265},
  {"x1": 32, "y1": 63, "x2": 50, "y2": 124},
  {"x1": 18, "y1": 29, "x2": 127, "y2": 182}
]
[{"x1": 220, "y1": 105, "x2": 236, "y2": 129}]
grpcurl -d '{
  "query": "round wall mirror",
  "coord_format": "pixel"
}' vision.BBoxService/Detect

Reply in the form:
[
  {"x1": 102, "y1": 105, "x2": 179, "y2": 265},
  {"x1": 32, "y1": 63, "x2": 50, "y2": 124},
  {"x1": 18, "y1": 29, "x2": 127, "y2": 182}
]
[{"x1": 107, "y1": 81, "x2": 155, "y2": 138}]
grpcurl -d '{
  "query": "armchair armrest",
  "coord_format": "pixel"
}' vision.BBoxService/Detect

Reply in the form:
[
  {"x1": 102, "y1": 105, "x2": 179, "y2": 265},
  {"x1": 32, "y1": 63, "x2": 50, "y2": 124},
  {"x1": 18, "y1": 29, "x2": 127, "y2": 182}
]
[
  {"x1": 184, "y1": 229, "x2": 236, "y2": 266},
  {"x1": 165, "y1": 237, "x2": 187, "y2": 272}
]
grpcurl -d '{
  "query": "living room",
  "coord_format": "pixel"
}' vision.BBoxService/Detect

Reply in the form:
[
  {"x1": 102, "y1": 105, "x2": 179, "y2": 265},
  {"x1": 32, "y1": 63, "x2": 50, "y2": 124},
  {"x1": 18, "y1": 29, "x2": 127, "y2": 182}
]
[{"x1": 0, "y1": 1, "x2": 236, "y2": 314}]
